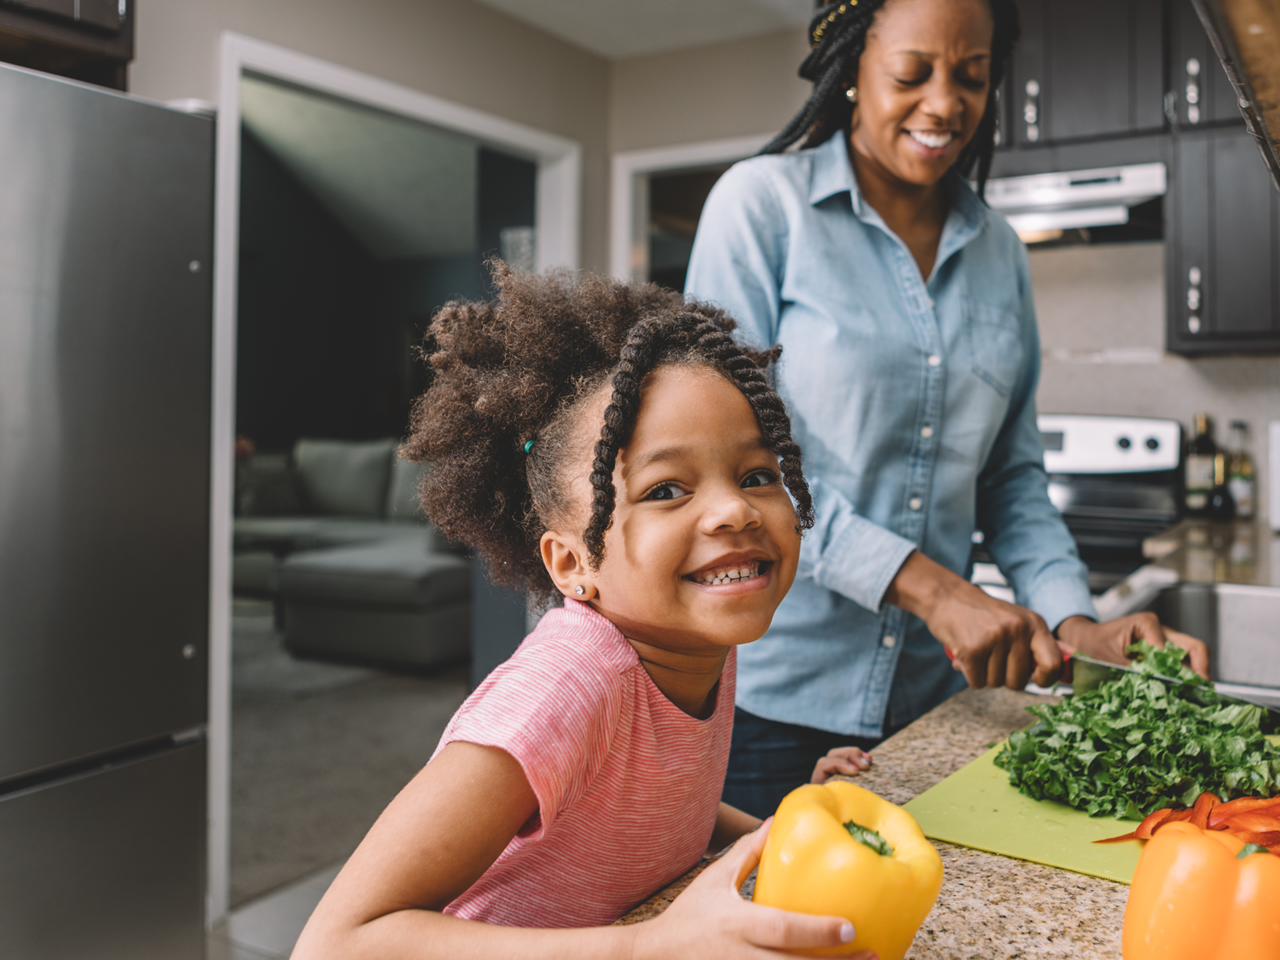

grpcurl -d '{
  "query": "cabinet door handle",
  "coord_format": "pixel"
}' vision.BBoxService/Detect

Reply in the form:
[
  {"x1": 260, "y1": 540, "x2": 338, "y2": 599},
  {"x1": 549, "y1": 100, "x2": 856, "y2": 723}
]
[
  {"x1": 1024, "y1": 79, "x2": 1040, "y2": 142},
  {"x1": 1186, "y1": 58, "x2": 1201, "y2": 124},
  {"x1": 1187, "y1": 266, "x2": 1202, "y2": 334}
]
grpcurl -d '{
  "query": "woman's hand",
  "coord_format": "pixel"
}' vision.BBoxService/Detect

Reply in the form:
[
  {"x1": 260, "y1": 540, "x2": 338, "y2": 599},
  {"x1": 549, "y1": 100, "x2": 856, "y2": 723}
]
[
  {"x1": 886, "y1": 551, "x2": 1062, "y2": 690},
  {"x1": 811, "y1": 746, "x2": 872, "y2": 783},
  {"x1": 1056, "y1": 614, "x2": 1210, "y2": 678},
  {"x1": 635, "y1": 820, "x2": 877, "y2": 960}
]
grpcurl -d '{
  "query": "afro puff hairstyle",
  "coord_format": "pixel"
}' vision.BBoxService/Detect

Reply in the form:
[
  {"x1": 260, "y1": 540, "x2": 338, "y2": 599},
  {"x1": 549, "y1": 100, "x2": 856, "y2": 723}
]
[{"x1": 400, "y1": 263, "x2": 814, "y2": 601}]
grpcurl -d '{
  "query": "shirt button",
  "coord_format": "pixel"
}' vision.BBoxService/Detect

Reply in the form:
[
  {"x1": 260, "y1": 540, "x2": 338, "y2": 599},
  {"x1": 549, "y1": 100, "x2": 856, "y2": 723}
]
[
  {"x1": 909, "y1": 497, "x2": 923, "y2": 511},
  {"x1": 928, "y1": 354, "x2": 942, "y2": 367},
  {"x1": 921, "y1": 426, "x2": 934, "y2": 439},
  {"x1": 883, "y1": 635, "x2": 897, "y2": 648}
]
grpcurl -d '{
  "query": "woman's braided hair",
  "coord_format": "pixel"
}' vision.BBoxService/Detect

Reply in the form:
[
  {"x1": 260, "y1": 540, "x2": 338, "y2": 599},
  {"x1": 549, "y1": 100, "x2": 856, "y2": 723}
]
[
  {"x1": 760, "y1": 0, "x2": 1019, "y2": 197},
  {"x1": 401, "y1": 263, "x2": 813, "y2": 600}
]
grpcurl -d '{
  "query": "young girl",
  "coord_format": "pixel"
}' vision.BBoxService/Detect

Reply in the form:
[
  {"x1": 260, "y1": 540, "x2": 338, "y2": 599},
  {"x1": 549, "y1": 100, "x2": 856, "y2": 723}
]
[{"x1": 292, "y1": 266, "x2": 875, "y2": 960}]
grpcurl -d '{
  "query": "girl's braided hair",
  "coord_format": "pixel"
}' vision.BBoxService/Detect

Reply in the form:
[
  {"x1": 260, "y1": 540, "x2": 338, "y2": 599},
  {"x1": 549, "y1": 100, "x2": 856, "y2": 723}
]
[
  {"x1": 760, "y1": 0, "x2": 1019, "y2": 197},
  {"x1": 401, "y1": 263, "x2": 814, "y2": 600}
]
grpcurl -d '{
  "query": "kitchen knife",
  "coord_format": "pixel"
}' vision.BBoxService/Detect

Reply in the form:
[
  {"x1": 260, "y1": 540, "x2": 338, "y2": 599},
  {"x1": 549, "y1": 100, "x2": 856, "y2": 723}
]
[{"x1": 1068, "y1": 652, "x2": 1280, "y2": 725}]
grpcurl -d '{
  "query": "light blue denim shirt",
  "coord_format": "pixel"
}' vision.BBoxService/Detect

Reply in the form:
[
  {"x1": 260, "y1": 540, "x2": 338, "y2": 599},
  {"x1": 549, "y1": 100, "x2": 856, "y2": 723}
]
[{"x1": 685, "y1": 132, "x2": 1096, "y2": 737}]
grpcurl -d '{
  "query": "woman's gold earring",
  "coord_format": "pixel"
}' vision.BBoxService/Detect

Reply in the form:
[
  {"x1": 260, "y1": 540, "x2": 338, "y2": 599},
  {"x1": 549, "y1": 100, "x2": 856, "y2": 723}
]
[{"x1": 845, "y1": 86, "x2": 858, "y2": 103}]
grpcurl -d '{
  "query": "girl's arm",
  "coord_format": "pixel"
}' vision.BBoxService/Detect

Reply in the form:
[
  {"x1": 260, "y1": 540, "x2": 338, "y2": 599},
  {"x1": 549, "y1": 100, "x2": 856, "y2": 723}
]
[
  {"x1": 292, "y1": 741, "x2": 860, "y2": 960},
  {"x1": 707, "y1": 802, "x2": 763, "y2": 856}
]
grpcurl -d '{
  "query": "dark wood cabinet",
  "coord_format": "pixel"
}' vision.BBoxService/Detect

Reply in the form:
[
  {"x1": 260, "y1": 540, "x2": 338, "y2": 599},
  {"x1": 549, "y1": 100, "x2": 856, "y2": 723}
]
[
  {"x1": 1167, "y1": 126, "x2": 1280, "y2": 354},
  {"x1": 1169, "y1": 0, "x2": 1244, "y2": 129},
  {"x1": 6, "y1": 0, "x2": 121, "y2": 31},
  {"x1": 1010, "y1": 0, "x2": 1164, "y2": 148},
  {"x1": 0, "y1": 0, "x2": 132, "y2": 90}
]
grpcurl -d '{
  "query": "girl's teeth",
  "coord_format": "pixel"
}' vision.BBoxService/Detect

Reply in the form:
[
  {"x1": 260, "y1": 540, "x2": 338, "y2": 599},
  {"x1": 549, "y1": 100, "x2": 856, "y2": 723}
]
[
  {"x1": 909, "y1": 130, "x2": 954, "y2": 149},
  {"x1": 696, "y1": 563, "x2": 761, "y2": 585}
]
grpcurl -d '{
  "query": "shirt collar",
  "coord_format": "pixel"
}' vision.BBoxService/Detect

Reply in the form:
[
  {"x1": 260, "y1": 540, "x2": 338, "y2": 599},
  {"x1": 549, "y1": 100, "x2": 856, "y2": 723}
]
[
  {"x1": 808, "y1": 130, "x2": 860, "y2": 210},
  {"x1": 806, "y1": 130, "x2": 990, "y2": 237}
]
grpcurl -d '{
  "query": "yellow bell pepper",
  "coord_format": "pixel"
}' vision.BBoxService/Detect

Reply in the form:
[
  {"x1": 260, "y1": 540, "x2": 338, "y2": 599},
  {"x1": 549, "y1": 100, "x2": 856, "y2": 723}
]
[
  {"x1": 753, "y1": 781, "x2": 943, "y2": 960},
  {"x1": 1123, "y1": 820, "x2": 1280, "y2": 960}
]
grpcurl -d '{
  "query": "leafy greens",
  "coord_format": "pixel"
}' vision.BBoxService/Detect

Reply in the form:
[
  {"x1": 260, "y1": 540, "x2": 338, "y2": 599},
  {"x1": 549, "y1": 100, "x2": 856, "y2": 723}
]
[{"x1": 993, "y1": 642, "x2": 1280, "y2": 819}]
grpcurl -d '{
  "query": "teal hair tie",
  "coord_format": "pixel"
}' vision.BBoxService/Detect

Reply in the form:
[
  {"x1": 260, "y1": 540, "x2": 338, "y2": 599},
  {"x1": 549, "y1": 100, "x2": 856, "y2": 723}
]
[{"x1": 523, "y1": 439, "x2": 535, "y2": 454}]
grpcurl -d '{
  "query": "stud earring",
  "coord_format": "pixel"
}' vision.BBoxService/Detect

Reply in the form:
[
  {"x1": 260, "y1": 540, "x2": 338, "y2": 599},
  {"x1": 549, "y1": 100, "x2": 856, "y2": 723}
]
[
  {"x1": 574, "y1": 585, "x2": 585, "y2": 596},
  {"x1": 845, "y1": 86, "x2": 858, "y2": 103}
]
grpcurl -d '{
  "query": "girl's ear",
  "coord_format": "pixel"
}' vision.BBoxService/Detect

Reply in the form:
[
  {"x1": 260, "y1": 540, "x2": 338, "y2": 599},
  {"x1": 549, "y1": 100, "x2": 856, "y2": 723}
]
[{"x1": 540, "y1": 530, "x2": 597, "y2": 601}]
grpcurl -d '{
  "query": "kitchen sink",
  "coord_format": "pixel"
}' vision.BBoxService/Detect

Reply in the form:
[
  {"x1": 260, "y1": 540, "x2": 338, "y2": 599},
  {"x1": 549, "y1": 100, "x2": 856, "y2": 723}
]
[{"x1": 1142, "y1": 582, "x2": 1280, "y2": 707}]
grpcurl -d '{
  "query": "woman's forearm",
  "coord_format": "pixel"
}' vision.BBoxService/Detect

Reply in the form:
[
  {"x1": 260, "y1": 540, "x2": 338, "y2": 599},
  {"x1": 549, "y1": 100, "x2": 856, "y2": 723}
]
[{"x1": 883, "y1": 550, "x2": 960, "y2": 620}]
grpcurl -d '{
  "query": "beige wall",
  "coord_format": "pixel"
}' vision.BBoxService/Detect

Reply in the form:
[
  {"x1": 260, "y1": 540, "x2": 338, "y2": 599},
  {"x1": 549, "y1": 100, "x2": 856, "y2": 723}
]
[
  {"x1": 608, "y1": 29, "x2": 809, "y2": 154},
  {"x1": 1031, "y1": 242, "x2": 1280, "y2": 519},
  {"x1": 126, "y1": 6, "x2": 1278, "y2": 516},
  {"x1": 129, "y1": 0, "x2": 611, "y2": 271}
]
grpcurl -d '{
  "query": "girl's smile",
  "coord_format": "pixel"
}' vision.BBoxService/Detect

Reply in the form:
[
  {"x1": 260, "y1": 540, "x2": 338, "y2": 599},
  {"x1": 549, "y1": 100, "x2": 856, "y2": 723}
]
[{"x1": 683, "y1": 555, "x2": 772, "y2": 589}]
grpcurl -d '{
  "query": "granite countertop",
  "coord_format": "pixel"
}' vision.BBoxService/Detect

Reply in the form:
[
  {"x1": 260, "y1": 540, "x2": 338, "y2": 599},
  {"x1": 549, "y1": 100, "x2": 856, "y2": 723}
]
[{"x1": 617, "y1": 687, "x2": 1129, "y2": 958}]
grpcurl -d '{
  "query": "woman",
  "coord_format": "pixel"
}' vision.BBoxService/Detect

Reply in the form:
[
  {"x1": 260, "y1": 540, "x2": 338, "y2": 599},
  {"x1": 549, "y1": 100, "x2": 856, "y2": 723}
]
[{"x1": 685, "y1": 0, "x2": 1207, "y2": 819}]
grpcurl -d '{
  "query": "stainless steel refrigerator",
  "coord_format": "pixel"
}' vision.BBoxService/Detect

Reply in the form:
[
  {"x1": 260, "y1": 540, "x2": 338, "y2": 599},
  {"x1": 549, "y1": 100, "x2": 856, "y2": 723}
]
[{"x1": 0, "y1": 63, "x2": 211, "y2": 958}]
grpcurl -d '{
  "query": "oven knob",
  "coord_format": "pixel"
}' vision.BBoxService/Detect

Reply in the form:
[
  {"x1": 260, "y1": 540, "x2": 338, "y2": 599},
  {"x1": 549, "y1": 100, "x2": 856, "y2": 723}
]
[
  {"x1": 1145, "y1": 437, "x2": 1159, "y2": 450},
  {"x1": 1117, "y1": 436, "x2": 1132, "y2": 449}
]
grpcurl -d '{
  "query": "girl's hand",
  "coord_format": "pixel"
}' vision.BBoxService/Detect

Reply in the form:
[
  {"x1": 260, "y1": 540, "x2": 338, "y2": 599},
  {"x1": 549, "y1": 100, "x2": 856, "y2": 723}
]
[
  {"x1": 634, "y1": 820, "x2": 878, "y2": 959},
  {"x1": 811, "y1": 746, "x2": 872, "y2": 784}
]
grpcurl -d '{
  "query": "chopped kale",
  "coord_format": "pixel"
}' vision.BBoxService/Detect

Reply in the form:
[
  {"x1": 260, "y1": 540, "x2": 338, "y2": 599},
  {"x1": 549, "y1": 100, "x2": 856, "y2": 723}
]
[{"x1": 993, "y1": 642, "x2": 1280, "y2": 819}]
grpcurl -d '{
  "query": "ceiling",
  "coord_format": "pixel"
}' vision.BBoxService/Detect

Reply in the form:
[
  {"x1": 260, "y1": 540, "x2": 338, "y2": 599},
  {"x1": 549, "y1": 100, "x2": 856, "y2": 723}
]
[
  {"x1": 469, "y1": 0, "x2": 813, "y2": 59},
  {"x1": 240, "y1": 75, "x2": 478, "y2": 260}
]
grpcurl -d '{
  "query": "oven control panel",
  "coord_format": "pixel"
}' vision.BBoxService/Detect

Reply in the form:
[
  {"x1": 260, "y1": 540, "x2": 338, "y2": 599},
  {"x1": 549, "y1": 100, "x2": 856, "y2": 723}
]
[{"x1": 1038, "y1": 414, "x2": 1181, "y2": 474}]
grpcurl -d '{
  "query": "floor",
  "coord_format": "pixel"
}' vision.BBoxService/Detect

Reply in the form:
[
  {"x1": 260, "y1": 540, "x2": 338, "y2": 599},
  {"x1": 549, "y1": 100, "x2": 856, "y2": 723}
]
[
  {"x1": 221, "y1": 597, "x2": 470, "y2": 954},
  {"x1": 208, "y1": 860, "x2": 342, "y2": 959}
]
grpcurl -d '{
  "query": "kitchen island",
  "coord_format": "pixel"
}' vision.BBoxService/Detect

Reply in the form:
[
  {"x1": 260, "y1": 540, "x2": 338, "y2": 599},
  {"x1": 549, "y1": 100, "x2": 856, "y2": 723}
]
[{"x1": 617, "y1": 687, "x2": 1128, "y2": 958}]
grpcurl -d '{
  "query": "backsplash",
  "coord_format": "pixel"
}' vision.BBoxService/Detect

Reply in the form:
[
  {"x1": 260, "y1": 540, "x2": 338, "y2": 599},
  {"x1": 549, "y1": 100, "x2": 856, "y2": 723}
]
[{"x1": 1030, "y1": 241, "x2": 1280, "y2": 521}]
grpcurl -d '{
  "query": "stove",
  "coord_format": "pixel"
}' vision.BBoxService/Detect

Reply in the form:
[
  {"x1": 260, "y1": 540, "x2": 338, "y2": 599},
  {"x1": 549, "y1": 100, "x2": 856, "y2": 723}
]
[{"x1": 972, "y1": 414, "x2": 1183, "y2": 597}]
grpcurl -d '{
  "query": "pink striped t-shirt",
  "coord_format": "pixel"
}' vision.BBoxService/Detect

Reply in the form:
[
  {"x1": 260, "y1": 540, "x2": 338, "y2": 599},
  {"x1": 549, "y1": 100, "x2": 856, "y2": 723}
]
[{"x1": 433, "y1": 597, "x2": 735, "y2": 927}]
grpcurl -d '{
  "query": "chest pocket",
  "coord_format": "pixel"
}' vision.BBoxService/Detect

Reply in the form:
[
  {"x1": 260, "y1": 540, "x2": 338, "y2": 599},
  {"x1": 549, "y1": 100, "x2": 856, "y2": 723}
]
[{"x1": 965, "y1": 300, "x2": 1026, "y2": 397}]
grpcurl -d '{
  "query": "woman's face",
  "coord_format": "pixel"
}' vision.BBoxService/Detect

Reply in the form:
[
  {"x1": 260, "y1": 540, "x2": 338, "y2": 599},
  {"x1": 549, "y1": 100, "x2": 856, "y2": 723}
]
[{"x1": 851, "y1": 0, "x2": 994, "y2": 188}]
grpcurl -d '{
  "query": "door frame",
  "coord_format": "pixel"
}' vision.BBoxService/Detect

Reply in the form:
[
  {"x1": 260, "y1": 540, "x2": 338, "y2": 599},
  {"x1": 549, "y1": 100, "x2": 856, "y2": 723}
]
[
  {"x1": 209, "y1": 30, "x2": 582, "y2": 924},
  {"x1": 609, "y1": 134, "x2": 769, "y2": 282}
]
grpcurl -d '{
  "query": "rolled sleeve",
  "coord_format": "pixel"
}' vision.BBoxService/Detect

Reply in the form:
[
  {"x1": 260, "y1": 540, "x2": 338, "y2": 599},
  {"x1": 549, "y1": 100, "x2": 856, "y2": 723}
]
[{"x1": 803, "y1": 476, "x2": 917, "y2": 613}]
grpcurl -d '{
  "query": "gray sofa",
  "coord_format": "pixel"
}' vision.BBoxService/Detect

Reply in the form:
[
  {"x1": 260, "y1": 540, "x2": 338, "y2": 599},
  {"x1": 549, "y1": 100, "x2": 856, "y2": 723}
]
[{"x1": 233, "y1": 438, "x2": 470, "y2": 670}]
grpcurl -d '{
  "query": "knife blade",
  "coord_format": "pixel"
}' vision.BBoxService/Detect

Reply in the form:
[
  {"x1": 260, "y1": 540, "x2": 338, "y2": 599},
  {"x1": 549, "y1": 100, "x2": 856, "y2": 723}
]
[{"x1": 1068, "y1": 652, "x2": 1280, "y2": 724}]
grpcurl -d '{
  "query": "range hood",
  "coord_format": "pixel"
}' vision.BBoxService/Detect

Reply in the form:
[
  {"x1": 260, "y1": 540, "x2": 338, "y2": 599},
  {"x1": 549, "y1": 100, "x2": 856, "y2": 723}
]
[{"x1": 984, "y1": 162, "x2": 1167, "y2": 240}]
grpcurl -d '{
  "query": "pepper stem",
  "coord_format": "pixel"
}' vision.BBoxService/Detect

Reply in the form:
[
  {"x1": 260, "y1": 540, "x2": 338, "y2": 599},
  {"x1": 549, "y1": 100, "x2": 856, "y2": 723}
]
[
  {"x1": 843, "y1": 820, "x2": 894, "y2": 856},
  {"x1": 1237, "y1": 843, "x2": 1271, "y2": 859}
]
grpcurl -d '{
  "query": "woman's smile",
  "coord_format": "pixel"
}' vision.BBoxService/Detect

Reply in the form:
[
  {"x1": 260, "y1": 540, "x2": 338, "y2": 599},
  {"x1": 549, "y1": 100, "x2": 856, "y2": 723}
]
[{"x1": 904, "y1": 128, "x2": 959, "y2": 156}]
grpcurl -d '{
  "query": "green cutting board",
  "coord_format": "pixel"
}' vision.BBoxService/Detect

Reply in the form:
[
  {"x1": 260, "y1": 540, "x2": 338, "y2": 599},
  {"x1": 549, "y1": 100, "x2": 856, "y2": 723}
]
[
  {"x1": 903, "y1": 735, "x2": 1280, "y2": 885},
  {"x1": 903, "y1": 744, "x2": 1145, "y2": 884}
]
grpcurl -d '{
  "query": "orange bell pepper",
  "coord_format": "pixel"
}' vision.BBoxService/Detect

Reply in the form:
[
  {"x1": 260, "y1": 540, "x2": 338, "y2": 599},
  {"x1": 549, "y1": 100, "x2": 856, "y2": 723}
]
[
  {"x1": 1208, "y1": 796, "x2": 1280, "y2": 829},
  {"x1": 1123, "y1": 821, "x2": 1280, "y2": 960}
]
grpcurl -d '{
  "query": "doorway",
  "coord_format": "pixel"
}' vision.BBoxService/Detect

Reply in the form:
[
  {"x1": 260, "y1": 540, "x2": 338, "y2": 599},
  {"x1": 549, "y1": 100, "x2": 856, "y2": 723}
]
[
  {"x1": 208, "y1": 33, "x2": 581, "y2": 930},
  {"x1": 609, "y1": 134, "x2": 768, "y2": 286}
]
